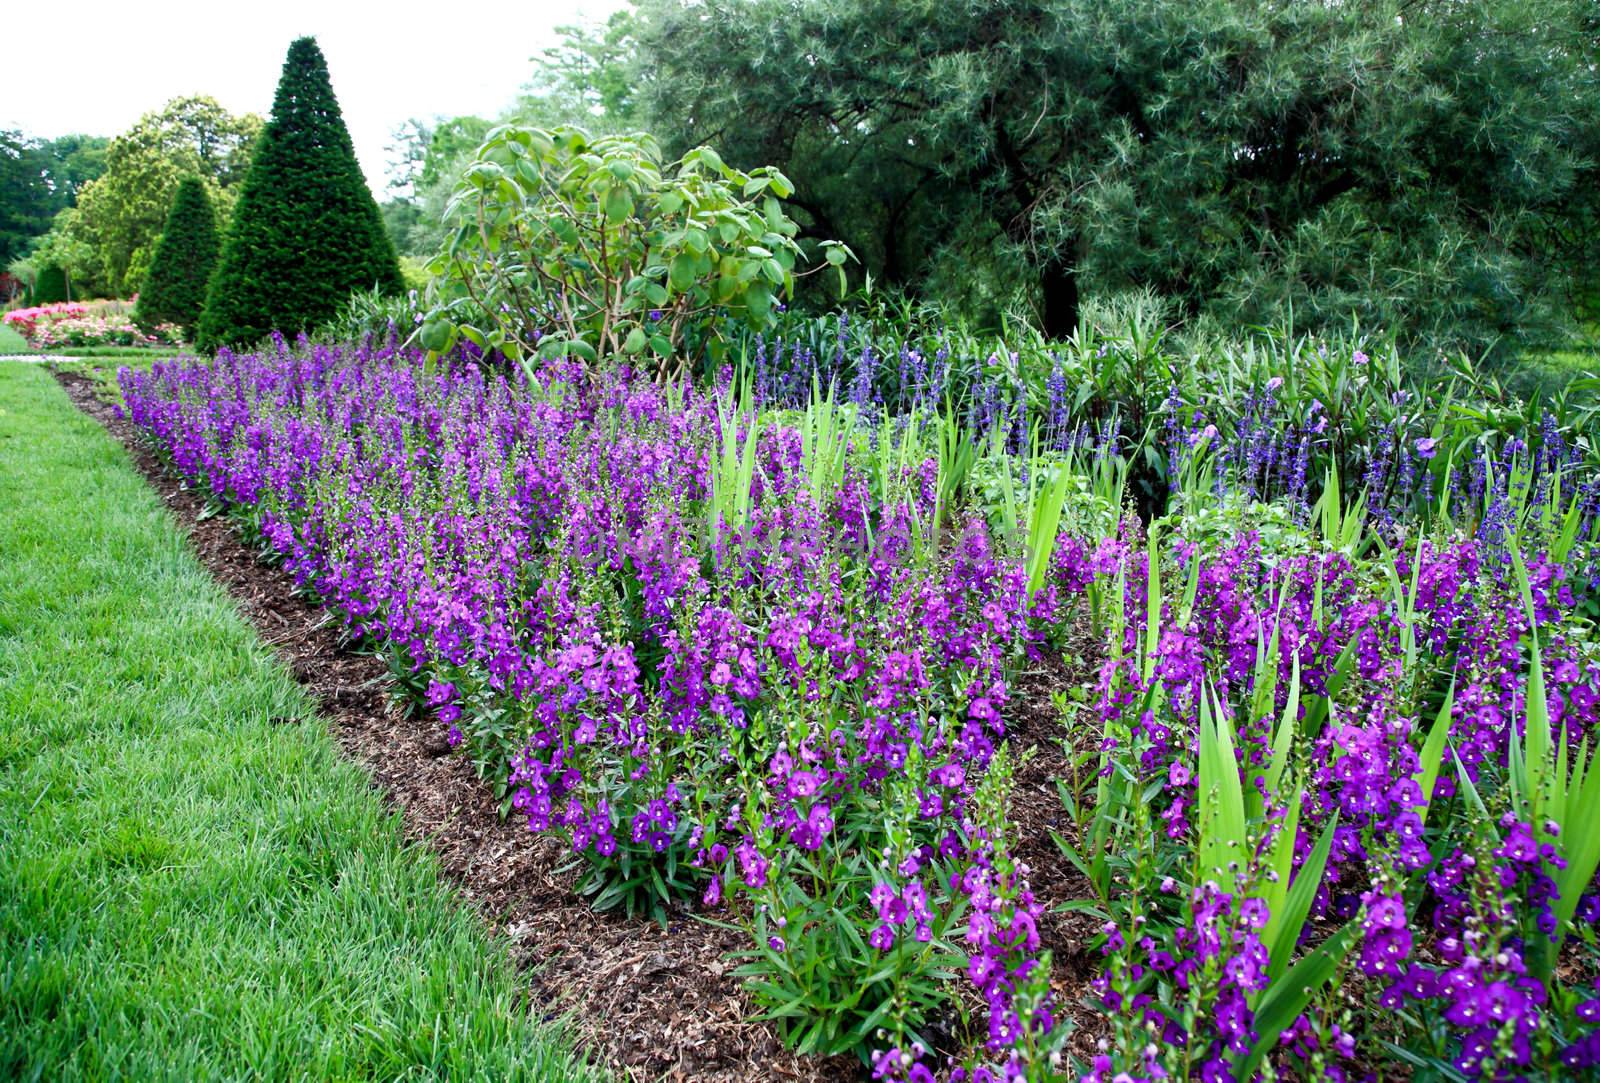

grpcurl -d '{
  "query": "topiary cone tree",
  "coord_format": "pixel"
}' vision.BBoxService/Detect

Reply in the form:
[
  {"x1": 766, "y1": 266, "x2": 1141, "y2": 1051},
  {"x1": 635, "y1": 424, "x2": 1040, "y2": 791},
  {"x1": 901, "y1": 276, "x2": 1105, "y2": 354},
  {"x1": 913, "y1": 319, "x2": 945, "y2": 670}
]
[
  {"x1": 33, "y1": 264, "x2": 71, "y2": 304},
  {"x1": 136, "y1": 177, "x2": 219, "y2": 342},
  {"x1": 197, "y1": 36, "x2": 401, "y2": 351}
]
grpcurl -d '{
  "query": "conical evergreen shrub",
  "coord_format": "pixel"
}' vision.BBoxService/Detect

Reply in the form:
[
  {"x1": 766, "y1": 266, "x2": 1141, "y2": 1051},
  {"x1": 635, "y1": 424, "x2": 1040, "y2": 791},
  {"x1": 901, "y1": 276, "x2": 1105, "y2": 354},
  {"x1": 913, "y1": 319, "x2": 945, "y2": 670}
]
[
  {"x1": 197, "y1": 37, "x2": 401, "y2": 351},
  {"x1": 136, "y1": 178, "x2": 218, "y2": 341},
  {"x1": 33, "y1": 264, "x2": 70, "y2": 304}
]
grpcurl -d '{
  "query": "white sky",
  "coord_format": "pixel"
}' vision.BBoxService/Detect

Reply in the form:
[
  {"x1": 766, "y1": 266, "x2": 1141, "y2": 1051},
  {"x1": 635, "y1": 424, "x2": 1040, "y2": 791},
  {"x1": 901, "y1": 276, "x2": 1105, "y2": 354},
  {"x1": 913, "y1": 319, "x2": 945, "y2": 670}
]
[{"x1": 3, "y1": 0, "x2": 626, "y2": 197}]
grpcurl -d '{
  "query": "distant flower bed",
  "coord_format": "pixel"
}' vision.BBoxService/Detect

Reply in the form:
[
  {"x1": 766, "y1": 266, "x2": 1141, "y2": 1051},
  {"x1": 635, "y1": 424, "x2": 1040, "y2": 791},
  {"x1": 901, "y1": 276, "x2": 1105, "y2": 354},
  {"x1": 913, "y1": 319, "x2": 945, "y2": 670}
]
[
  {"x1": 3, "y1": 301, "x2": 180, "y2": 350},
  {"x1": 3, "y1": 303, "x2": 88, "y2": 341}
]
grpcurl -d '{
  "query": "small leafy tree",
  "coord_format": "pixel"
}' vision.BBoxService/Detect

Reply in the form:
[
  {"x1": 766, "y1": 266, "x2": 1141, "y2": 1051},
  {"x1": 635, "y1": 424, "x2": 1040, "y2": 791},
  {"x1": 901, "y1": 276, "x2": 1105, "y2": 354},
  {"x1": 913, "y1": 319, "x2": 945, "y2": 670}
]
[
  {"x1": 136, "y1": 178, "x2": 218, "y2": 341},
  {"x1": 71, "y1": 97, "x2": 260, "y2": 298},
  {"x1": 419, "y1": 125, "x2": 850, "y2": 377}
]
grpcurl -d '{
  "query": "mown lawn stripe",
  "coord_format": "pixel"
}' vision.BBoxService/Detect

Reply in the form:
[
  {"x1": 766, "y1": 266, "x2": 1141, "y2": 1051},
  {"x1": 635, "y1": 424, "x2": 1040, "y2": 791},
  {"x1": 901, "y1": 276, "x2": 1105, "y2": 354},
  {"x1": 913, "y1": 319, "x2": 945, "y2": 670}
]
[{"x1": 0, "y1": 364, "x2": 603, "y2": 1083}]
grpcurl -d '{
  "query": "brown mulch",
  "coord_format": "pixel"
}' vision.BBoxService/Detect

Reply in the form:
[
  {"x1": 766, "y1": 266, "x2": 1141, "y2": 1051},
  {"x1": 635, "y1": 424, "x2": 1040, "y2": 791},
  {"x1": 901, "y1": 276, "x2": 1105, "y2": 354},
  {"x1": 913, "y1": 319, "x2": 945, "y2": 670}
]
[
  {"x1": 52, "y1": 365, "x2": 1112, "y2": 1081},
  {"x1": 1002, "y1": 638, "x2": 1113, "y2": 1066},
  {"x1": 53, "y1": 367, "x2": 849, "y2": 1083}
]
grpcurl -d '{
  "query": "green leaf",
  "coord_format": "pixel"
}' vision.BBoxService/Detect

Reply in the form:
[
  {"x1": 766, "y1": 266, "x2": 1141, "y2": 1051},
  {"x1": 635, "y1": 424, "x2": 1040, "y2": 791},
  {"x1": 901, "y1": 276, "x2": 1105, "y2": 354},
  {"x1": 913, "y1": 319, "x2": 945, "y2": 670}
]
[
  {"x1": 1258, "y1": 789, "x2": 1301, "y2": 951},
  {"x1": 1236, "y1": 920, "x2": 1359, "y2": 1080},
  {"x1": 550, "y1": 217, "x2": 579, "y2": 245},
  {"x1": 1417, "y1": 677, "x2": 1456, "y2": 826},
  {"x1": 604, "y1": 187, "x2": 633, "y2": 224},
  {"x1": 418, "y1": 318, "x2": 453, "y2": 353},
  {"x1": 1261, "y1": 814, "x2": 1337, "y2": 986},
  {"x1": 1376, "y1": 1041, "x2": 1473, "y2": 1082},
  {"x1": 1144, "y1": 523, "x2": 1162, "y2": 685},
  {"x1": 540, "y1": 336, "x2": 598, "y2": 362},
  {"x1": 1302, "y1": 640, "x2": 1357, "y2": 740},
  {"x1": 1549, "y1": 734, "x2": 1600, "y2": 959},
  {"x1": 1451, "y1": 745, "x2": 1488, "y2": 816},
  {"x1": 744, "y1": 283, "x2": 773, "y2": 316},
  {"x1": 1263, "y1": 655, "x2": 1299, "y2": 800},
  {"x1": 623, "y1": 327, "x2": 647, "y2": 354},
  {"x1": 669, "y1": 252, "x2": 697, "y2": 291},
  {"x1": 1197, "y1": 685, "x2": 1246, "y2": 893},
  {"x1": 697, "y1": 146, "x2": 726, "y2": 173}
]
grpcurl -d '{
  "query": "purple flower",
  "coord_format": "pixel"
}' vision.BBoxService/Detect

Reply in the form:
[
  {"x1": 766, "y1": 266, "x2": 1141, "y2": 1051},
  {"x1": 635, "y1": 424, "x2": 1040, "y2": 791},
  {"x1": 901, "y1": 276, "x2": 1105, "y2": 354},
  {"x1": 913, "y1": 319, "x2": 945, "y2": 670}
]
[{"x1": 786, "y1": 770, "x2": 821, "y2": 798}]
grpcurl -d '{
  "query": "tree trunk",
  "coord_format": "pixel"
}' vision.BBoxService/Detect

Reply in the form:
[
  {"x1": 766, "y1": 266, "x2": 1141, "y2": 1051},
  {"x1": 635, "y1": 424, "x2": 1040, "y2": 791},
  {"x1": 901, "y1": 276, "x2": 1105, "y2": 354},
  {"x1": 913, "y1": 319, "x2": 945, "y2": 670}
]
[
  {"x1": 1039, "y1": 257, "x2": 1078, "y2": 340},
  {"x1": 882, "y1": 218, "x2": 902, "y2": 287}
]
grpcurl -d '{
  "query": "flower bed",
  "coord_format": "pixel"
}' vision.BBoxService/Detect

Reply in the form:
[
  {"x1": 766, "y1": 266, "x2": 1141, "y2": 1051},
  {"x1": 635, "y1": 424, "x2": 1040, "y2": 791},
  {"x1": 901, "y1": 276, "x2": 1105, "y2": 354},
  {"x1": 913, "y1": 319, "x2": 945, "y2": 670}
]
[
  {"x1": 4, "y1": 300, "x2": 180, "y2": 349},
  {"x1": 3, "y1": 303, "x2": 88, "y2": 342},
  {"x1": 120, "y1": 337, "x2": 1600, "y2": 1081}
]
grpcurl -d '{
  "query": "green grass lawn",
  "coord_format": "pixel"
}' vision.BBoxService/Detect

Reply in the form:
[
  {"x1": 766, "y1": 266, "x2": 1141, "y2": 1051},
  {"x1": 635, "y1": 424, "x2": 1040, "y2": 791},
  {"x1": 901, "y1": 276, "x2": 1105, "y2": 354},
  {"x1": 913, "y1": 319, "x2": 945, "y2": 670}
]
[
  {"x1": 0, "y1": 365, "x2": 603, "y2": 1082},
  {"x1": 49, "y1": 358, "x2": 161, "y2": 407},
  {"x1": 1533, "y1": 346, "x2": 1600, "y2": 375},
  {"x1": 0, "y1": 323, "x2": 27, "y2": 353},
  {"x1": 1519, "y1": 338, "x2": 1599, "y2": 397}
]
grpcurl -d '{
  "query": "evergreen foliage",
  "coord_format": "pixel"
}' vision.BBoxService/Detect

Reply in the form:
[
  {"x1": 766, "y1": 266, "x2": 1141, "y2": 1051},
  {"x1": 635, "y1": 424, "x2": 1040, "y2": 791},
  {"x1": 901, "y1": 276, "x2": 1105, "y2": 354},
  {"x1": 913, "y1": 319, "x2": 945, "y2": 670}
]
[
  {"x1": 32, "y1": 264, "x2": 69, "y2": 304},
  {"x1": 197, "y1": 37, "x2": 401, "y2": 351},
  {"x1": 635, "y1": 0, "x2": 1600, "y2": 357},
  {"x1": 135, "y1": 178, "x2": 218, "y2": 340}
]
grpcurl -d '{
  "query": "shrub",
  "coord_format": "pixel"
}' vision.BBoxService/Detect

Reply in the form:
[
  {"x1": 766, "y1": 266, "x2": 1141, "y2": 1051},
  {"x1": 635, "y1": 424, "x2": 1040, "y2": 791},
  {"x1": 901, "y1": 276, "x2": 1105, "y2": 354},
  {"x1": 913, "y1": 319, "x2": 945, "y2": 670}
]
[
  {"x1": 197, "y1": 37, "x2": 401, "y2": 351},
  {"x1": 135, "y1": 178, "x2": 218, "y2": 342},
  {"x1": 314, "y1": 285, "x2": 421, "y2": 345},
  {"x1": 33, "y1": 264, "x2": 70, "y2": 304},
  {"x1": 419, "y1": 125, "x2": 851, "y2": 377}
]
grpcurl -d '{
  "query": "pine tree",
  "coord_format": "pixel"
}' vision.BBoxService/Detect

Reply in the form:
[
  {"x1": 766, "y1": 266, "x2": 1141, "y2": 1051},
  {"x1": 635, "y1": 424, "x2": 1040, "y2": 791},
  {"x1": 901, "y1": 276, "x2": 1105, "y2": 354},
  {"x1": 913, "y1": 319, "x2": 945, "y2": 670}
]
[
  {"x1": 197, "y1": 37, "x2": 401, "y2": 351},
  {"x1": 135, "y1": 177, "x2": 218, "y2": 341},
  {"x1": 33, "y1": 264, "x2": 70, "y2": 304}
]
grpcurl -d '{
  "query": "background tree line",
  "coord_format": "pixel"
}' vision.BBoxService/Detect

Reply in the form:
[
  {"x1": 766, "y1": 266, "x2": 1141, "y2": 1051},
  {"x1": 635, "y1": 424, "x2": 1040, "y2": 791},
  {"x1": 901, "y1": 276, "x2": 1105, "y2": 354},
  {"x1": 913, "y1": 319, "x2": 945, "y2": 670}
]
[
  {"x1": 5, "y1": 97, "x2": 260, "y2": 301},
  {"x1": 381, "y1": 0, "x2": 1599, "y2": 363},
  {"x1": 380, "y1": 10, "x2": 641, "y2": 262},
  {"x1": 7, "y1": 0, "x2": 1595, "y2": 364},
  {"x1": 5, "y1": 37, "x2": 396, "y2": 352}
]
